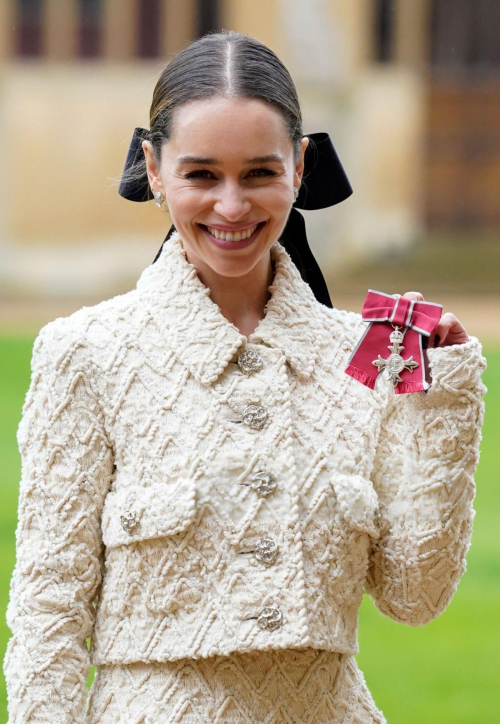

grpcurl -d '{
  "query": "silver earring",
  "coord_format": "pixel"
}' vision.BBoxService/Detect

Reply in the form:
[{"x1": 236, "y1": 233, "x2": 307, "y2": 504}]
[
  {"x1": 154, "y1": 190, "x2": 164, "y2": 208},
  {"x1": 293, "y1": 186, "x2": 300, "y2": 201}
]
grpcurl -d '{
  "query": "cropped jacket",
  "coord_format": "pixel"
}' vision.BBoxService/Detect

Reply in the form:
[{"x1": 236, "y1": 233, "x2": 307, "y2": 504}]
[{"x1": 4, "y1": 230, "x2": 488, "y2": 723}]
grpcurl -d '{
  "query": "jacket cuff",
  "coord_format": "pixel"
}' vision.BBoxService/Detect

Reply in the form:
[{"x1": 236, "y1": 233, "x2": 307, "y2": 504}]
[{"x1": 425, "y1": 334, "x2": 487, "y2": 395}]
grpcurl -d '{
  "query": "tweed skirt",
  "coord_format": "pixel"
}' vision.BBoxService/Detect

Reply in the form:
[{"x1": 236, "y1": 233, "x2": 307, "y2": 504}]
[{"x1": 83, "y1": 647, "x2": 387, "y2": 723}]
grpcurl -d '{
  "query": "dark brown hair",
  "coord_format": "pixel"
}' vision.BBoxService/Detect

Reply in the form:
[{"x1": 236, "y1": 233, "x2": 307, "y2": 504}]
[{"x1": 119, "y1": 29, "x2": 309, "y2": 189}]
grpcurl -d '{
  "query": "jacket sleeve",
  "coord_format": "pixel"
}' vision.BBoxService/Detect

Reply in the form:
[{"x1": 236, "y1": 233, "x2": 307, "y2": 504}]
[
  {"x1": 364, "y1": 334, "x2": 487, "y2": 626},
  {"x1": 3, "y1": 320, "x2": 114, "y2": 723}
]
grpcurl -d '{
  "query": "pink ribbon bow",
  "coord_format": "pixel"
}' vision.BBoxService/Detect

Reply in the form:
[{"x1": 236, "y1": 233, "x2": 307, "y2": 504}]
[{"x1": 344, "y1": 289, "x2": 443, "y2": 394}]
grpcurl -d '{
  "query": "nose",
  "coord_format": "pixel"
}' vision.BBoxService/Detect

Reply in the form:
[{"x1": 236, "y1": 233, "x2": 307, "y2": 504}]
[{"x1": 213, "y1": 180, "x2": 252, "y2": 221}]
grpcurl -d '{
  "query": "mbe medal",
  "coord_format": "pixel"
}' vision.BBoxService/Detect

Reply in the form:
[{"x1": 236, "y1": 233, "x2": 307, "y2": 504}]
[
  {"x1": 372, "y1": 325, "x2": 419, "y2": 388},
  {"x1": 345, "y1": 289, "x2": 442, "y2": 394}
]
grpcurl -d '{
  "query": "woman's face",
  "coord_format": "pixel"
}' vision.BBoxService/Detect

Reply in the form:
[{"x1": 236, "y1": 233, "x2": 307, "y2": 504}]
[{"x1": 143, "y1": 96, "x2": 309, "y2": 278}]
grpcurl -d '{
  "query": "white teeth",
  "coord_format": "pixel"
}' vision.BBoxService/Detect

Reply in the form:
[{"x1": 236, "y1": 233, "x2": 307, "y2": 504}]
[{"x1": 207, "y1": 224, "x2": 258, "y2": 241}]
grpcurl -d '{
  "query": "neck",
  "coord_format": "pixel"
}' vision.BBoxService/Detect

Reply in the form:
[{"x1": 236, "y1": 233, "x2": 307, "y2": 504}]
[{"x1": 184, "y1": 250, "x2": 275, "y2": 338}]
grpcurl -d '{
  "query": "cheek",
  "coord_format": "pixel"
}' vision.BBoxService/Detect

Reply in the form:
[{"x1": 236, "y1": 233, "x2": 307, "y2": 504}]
[
  {"x1": 165, "y1": 184, "x2": 210, "y2": 216},
  {"x1": 254, "y1": 182, "x2": 292, "y2": 213}
]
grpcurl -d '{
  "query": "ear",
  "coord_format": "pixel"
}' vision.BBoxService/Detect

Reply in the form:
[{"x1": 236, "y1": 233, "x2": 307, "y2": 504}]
[
  {"x1": 294, "y1": 136, "x2": 310, "y2": 187},
  {"x1": 142, "y1": 140, "x2": 164, "y2": 194}
]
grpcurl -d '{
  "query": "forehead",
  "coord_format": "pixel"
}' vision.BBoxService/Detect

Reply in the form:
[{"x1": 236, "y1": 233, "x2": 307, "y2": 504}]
[{"x1": 166, "y1": 96, "x2": 292, "y2": 160}]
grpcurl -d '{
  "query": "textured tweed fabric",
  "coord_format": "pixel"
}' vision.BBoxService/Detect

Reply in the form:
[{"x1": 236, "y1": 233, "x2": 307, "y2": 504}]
[
  {"x1": 84, "y1": 649, "x2": 386, "y2": 723},
  {"x1": 4, "y1": 230, "x2": 487, "y2": 722}
]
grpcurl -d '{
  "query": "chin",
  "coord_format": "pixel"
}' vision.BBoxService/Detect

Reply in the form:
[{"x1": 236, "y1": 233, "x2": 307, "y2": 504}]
[{"x1": 205, "y1": 253, "x2": 263, "y2": 279}]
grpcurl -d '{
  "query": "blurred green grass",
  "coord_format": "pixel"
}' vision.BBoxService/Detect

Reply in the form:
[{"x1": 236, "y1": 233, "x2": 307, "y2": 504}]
[{"x1": 0, "y1": 336, "x2": 498, "y2": 723}]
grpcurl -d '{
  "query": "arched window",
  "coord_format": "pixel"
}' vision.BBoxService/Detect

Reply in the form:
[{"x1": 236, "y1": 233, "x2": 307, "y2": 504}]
[
  {"x1": 137, "y1": 0, "x2": 162, "y2": 58},
  {"x1": 431, "y1": 0, "x2": 500, "y2": 72},
  {"x1": 16, "y1": 0, "x2": 44, "y2": 57},
  {"x1": 78, "y1": 0, "x2": 103, "y2": 58},
  {"x1": 373, "y1": 0, "x2": 395, "y2": 63},
  {"x1": 197, "y1": 0, "x2": 220, "y2": 38}
]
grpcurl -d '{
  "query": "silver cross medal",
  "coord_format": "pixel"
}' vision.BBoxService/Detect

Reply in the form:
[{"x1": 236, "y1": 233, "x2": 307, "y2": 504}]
[{"x1": 372, "y1": 325, "x2": 419, "y2": 387}]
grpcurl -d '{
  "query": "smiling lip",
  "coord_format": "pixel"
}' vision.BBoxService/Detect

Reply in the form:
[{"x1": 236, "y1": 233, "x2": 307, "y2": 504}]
[
  {"x1": 204, "y1": 223, "x2": 261, "y2": 233},
  {"x1": 200, "y1": 222, "x2": 265, "y2": 250}
]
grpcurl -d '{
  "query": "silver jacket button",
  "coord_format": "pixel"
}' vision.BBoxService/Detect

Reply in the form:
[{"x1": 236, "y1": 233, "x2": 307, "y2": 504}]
[
  {"x1": 237, "y1": 349, "x2": 263, "y2": 373},
  {"x1": 249, "y1": 471, "x2": 277, "y2": 497},
  {"x1": 257, "y1": 607, "x2": 282, "y2": 631},
  {"x1": 254, "y1": 537, "x2": 279, "y2": 566},
  {"x1": 242, "y1": 405, "x2": 268, "y2": 430},
  {"x1": 120, "y1": 510, "x2": 139, "y2": 533}
]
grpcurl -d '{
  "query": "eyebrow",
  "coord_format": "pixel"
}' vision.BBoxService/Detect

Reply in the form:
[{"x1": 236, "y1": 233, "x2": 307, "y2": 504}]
[{"x1": 177, "y1": 153, "x2": 286, "y2": 165}]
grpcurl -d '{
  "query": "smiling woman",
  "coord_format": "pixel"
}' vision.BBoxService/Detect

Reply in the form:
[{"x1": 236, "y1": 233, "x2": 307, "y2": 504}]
[
  {"x1": 3, "y1": 28, "x2": 488, "y2": 724},
  {"x1": 132, "y1": 33, "x2": 312, "y2": 338}
]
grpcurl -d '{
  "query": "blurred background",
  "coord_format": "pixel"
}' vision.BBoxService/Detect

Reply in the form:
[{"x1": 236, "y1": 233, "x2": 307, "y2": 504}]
[{"x1": 0, "y1": 1, "x2": 498, "y2": 722}]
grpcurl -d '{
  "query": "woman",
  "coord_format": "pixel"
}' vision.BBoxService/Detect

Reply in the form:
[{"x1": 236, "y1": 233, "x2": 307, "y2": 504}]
[{"x1": 4, "y1": 30, "x2": 487, "y2": 723}]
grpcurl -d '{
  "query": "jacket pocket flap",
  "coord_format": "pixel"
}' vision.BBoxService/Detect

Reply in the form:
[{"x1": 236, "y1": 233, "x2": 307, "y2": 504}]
[{"x1": 101, "y1": 477, "x2": 197, "y2": 549}]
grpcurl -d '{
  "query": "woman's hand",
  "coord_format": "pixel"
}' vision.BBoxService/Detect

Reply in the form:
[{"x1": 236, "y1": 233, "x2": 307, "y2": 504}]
[{"x1": 402, "y1": 291, "x2": 469, "y2": 348}]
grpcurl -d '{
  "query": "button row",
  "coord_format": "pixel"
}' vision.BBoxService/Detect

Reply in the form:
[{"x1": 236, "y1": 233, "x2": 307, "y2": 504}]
[
  {"x1": 255, "y1": 538, "x2": 281, "y2": 629},
  {"x1": 238, "y1": 349, "x2": 282, "y2": 629},
  {"x1": 237, "y1": 350, "x2": 266, "y2": 431},
  {"x1": 238, "y1": 349, "x2": 281, "y2": 628},
  {"x1": 238, "y1": 348, "x2": 283, "y2": 629}
]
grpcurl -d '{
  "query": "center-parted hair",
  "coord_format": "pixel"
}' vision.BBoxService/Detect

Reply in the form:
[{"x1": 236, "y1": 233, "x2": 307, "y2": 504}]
[{"x1": 119, "y1": 30, "x2": 306, "y2": 189}]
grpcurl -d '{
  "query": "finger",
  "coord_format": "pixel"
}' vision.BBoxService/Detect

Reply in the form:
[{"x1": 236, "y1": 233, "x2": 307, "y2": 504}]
[
  {"x1": 402, "y1": 291, "x2": 425, "y2": 301},
  {"x1": 429, "y1": 315, "x2": 451, "y2": 348},
  {"x1": 431, "y1": 313, "x2": 467, "y2": 347}
]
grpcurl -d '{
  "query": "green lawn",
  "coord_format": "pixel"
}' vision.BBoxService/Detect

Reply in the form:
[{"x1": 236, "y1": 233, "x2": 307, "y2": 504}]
[{"x1": 0, "y1": 337, "x2": 498, "y2": 723}]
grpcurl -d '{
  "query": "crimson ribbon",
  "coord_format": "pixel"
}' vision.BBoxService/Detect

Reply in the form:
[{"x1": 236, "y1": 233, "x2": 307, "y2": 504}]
[{"x1": 344, "y1": 289, "x2": 443, "y2": 394}]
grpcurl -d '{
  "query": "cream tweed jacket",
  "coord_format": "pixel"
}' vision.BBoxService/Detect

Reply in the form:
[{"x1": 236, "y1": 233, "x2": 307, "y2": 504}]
[{"x1": 4, "y1": 230, "x2": 488, "y2": 722}]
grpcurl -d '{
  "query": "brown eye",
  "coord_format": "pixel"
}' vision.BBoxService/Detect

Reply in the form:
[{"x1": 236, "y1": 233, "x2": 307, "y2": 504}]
[
  {"x1": 249, "y1": 168, "x2": 275, "y2": 177},
  {"x1": 185, "y1": 170, "x2": 214, "y2": 179},
  {"x1": 185, "y1": 168, "x2": 275, "y2": 180}
]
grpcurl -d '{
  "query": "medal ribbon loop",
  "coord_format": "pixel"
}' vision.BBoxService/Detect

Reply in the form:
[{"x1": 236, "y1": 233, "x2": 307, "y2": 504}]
[{"x1": 344, "y1": 289, "x2": 443, "y2": 394}]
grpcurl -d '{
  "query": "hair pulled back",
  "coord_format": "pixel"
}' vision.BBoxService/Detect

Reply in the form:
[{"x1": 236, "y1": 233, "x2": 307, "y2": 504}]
[{"x1": 119, "y1": 30, "x2": 305, "y2": 190}]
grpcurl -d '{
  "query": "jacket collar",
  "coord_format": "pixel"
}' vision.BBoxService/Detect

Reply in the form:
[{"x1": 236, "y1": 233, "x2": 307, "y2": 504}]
[{"x1": 136, "y1": 230, "x2": 329, "y2": 385}]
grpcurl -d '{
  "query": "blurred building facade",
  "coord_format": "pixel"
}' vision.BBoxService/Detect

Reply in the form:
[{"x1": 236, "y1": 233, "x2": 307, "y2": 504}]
[{"x1": 0, "y1": 0, "x2": 498, "y2": 298}]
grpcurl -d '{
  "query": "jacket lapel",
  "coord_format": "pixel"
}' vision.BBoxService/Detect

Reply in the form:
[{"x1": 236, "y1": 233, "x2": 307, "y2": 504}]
[{"x1": 136, "y1": 230, "x2": 327, "y2": 385}]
